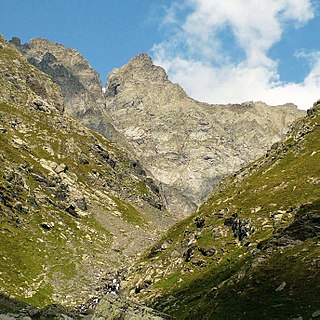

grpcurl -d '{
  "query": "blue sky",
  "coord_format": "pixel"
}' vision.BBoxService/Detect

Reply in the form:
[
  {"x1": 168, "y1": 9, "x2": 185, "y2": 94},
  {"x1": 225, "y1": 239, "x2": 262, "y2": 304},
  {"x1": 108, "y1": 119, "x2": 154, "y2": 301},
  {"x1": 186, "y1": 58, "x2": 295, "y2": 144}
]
[
  {"x1": 1, "y1": 0, "x2": 320, "y2": 109},
  {"x1": 0, "y1": 0, "x2": 172, "y2": 79}
]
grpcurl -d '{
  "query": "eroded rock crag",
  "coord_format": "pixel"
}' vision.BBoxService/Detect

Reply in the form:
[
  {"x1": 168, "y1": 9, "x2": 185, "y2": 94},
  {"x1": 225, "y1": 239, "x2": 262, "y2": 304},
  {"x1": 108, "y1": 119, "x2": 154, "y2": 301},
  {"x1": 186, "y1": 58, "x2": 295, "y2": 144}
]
[
  {"x1": 105, "y1": 53, "x2": 305, "y2": 215},
  {"x1": 10, "y1": 37, "x2": 126, "y2": 145},
  {"x1": 12, "y1": 37, "x2": 305, "y2": 217}
]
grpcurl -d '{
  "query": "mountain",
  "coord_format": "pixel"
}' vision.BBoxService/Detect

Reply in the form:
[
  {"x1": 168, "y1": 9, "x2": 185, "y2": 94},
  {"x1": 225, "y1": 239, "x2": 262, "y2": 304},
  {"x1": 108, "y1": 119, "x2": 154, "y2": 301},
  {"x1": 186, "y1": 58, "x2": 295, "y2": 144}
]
[
  {"x1": 0, "y1": 34, "x2": 175, "y2": 310},
  {"x1": 2, "y1": 33, "x2": 316, "y2": 320},
  {"x1": 105, "y1": 53, "x2": 305, "y2": 215},
  {"x1": 121, "y1": 103, "x2": 320, "y2": 319},
  {"x1": 10, "y1": 37, "x2": 129, "y2": 147},
  {"x1": 11, "y1": 37, "x2": 304, "y2": 217}
]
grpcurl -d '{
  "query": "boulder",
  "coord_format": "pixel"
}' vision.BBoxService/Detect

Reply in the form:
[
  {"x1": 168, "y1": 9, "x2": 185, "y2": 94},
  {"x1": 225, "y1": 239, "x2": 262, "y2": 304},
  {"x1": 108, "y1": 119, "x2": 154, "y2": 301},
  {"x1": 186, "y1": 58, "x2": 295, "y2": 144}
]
[{"x1": 92, "y1": 294, "x2": 172, "y2": 320}]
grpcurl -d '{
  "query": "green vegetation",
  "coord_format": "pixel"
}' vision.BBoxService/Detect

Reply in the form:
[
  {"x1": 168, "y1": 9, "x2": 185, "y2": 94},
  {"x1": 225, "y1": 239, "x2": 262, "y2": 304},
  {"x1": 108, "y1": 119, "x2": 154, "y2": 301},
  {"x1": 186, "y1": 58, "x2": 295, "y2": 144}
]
[
  {"x1": 111, "y1": 196, "x2": 147, "y2": 227},
  {"x1": 152, "y1": 203, "x2": 319, "y2": 319},
  {"x1": 127, "y1": 108, "x2": 320, "y2": 319},
  {"x1": 0, "y1": 35, "x2": 167, "y2": 309},
  {"x1": 0, "y1": 97, "x2": 161, "y2": 307}
]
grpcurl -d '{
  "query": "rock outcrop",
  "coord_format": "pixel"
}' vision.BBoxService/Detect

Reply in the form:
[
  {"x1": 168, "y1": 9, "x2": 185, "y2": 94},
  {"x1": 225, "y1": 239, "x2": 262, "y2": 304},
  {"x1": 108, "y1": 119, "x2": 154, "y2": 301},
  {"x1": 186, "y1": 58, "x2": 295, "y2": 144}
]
[
  {"x1": 105, "y1": 53, "x2": 305, "y2": 215},
  {"x1": 0, "y1": 35, "x2": 63, "y2": 113},
  {"x1": 10, "y1": 37, "x2": 127, "y2": 145}
]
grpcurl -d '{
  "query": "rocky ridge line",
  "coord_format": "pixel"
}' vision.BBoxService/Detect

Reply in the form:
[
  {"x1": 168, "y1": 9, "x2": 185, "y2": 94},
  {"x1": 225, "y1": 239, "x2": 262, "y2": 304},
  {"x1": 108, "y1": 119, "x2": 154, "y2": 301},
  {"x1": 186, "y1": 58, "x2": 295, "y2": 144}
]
[
  {"x1": 105, "y1": 53, "x2": 305, "y2": 215},
  {"x1": 11, "y1": 36, "x2": 305, "y2": 217},
  {"x1": 10, "y1": 37, "x2": 129, "y2": 148}
]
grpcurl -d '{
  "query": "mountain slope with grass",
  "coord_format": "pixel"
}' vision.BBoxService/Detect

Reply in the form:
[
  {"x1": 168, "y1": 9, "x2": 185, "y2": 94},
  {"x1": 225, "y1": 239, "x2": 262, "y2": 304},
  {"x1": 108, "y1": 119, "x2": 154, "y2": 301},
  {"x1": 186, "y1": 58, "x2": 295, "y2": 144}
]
[
  {"x1": 1, "y1": 32, "x2": 317, "y2": 319},
  {"x1": 122, "y1": 103, "x2": 320, "y2": 320},
  {"x1": 0, "y1": 34, "x2": 175, "y2": 311}
]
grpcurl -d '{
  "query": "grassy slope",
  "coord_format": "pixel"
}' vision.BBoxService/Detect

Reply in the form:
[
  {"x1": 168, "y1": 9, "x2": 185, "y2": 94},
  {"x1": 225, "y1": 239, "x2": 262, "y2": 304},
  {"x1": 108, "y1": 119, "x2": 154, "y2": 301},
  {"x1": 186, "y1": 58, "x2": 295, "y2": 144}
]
[
  {"x1": 0, "y1": 100, "x2": 162, "y2": 308},
  {"x1": 0, "y1": 36, "x2": 172, "y2": 309},
  {"x1": 124, "y1": 107, "x2": 320, "y2": 319}
]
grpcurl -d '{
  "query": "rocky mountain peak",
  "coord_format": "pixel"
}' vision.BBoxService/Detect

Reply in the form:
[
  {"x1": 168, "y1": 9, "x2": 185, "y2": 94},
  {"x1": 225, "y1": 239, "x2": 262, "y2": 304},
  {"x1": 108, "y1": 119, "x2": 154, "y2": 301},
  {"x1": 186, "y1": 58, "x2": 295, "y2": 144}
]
[
  {"x1": 126, "y1": 53, "x2": 168, "y2": 81},
  {"x1": 105, "y1": 53, "x2": 171, "y2": 99},
  {"x1": 11, "y1": 37, "x2": 105, "y2": 117},
  {"x1": 130, "y1": 53, "x2": 154, "y2": 66},
  {"x1": 9, "y1": 36, "x2": 21, "y2": 47},
  {"x1": 105, "y1": 55, "x2": 305, "y2": 215},
  {"x1": 11, "y1": 37, "x2": 134, "y2": 147}
]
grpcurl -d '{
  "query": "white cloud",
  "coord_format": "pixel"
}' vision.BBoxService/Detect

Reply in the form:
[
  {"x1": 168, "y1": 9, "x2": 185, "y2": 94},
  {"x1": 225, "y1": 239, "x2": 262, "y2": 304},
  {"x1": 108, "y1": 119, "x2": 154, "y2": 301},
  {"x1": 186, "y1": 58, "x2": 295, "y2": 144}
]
[{"x1": 152, "y1": 0, "x2": 318, "y2": 109}]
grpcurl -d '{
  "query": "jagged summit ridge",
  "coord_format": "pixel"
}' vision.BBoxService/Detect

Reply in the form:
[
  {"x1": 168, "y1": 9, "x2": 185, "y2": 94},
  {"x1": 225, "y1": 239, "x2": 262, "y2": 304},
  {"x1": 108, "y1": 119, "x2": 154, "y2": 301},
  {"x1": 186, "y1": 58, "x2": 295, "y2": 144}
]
[
  {"x1": 105, "y1": 53, "x2": 305, "y2": 215},
  {"x1": 11, "y1": 36, "x2": 104, "y2": 117},
  {"x1": 119, "y1": 53, "x2": 169, "y2": 81},
  {"x1": 105, "y1": 53, "x2": 173, "y2": 100},
  {"x1": 10, "y1": 35, "x2": 305, "y2": 217},
  {"x1": 11, "y1": 36, "x2": 134, "y2": 149}
]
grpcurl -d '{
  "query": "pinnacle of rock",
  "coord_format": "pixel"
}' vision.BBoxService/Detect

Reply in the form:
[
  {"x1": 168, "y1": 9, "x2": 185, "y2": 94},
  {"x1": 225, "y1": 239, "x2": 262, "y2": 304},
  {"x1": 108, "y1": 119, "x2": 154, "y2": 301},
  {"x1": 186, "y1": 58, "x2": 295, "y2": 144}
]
[
  {"x1": 11, "y1": 37, "x2": 131, "y2": 146},
  {"x1": 12, "y1": 37, "x2": 104, "y2": 118},
  {"x1": 106, "y1": 53, "x2": 170, "y2": 98},
  {"x1": 105, "y1": 53, "x2": 305, "y2": 215}
]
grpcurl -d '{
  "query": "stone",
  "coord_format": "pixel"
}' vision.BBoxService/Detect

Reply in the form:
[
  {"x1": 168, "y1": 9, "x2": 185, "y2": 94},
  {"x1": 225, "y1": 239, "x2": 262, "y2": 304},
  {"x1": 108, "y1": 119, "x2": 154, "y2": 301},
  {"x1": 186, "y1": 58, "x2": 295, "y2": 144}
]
[
  {"x1": 75, "y1": 197, "x2": 88, "y2": 211},
  {"x1": 0, "y1": 315, "x2": 16, "y2": 320},
  {"x1": 183, "y1": 246, "x2": 196, "y2": 262},
  {"x1": 55, "y1": 163, "x2": 67, "y2": 174},
  {"x1": 199, "y1": 247, "x2": 216, "y2": 256},
  {"x1": 105, "y1": 53, "x2": 305, "y2": 215},
  {"x1": 160, "y1": 242, "x2": 170, "y2": 250},
  {"x1": 31, "y1": 304, "x2": 77, "y2": 319},
  {"x1": 272, "y1": 213, "x2": 284, "y2": 221},
  {"x1": 275, "y1": 281, "x2": 286, "y2": 291},
  {"x1": 92, "y1": 294, "x2": 171, "y2": 320},
  {"x1": 65, "y1": 204, "x2": 78, "y2": 217},
  {"x1": 224, "y1": 214, "x2": 254, "y2": 241},
  {"x1": 195, "y1": 217, "x2": 205, "y2": 228},
  {"x1": 40, "y1": 221, "x2": 55, "y2": 230}
]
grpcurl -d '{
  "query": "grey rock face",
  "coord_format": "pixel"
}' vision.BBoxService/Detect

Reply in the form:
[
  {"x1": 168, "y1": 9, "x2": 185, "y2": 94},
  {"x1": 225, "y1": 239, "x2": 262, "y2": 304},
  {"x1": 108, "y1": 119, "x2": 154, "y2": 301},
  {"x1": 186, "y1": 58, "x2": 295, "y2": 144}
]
[
  {"x1": 1, "y1": 36, "x2": 63, "y2": 113},
  {"x1": 11, "y1": 37, "x2": 125, "y2": 144},
  {"x1": 12, "y1": 37, "x2": 103, "y2": 117},
  {"x1": 105, "y1": 53, "x2": 305, "y2": 215},
  {"x1": 11, "y1": 37, "x2": 305, "y2": 217}
]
